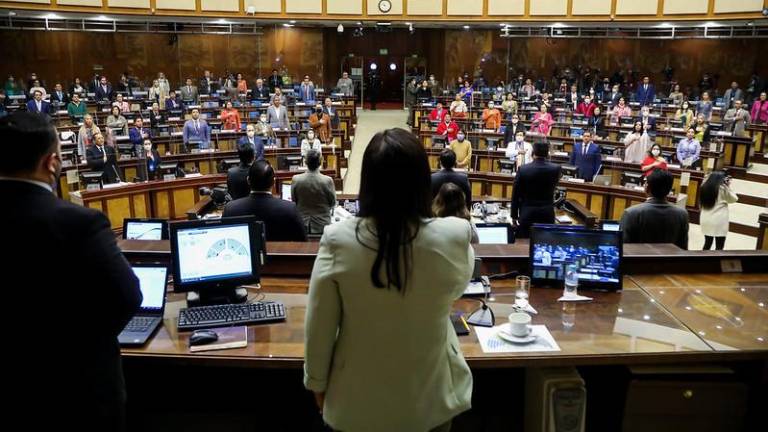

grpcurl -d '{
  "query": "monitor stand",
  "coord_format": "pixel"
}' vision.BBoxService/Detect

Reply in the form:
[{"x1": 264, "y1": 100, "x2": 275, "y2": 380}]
[{"x1": 186, "y1": 286, "x2": 248, "y2": 307}]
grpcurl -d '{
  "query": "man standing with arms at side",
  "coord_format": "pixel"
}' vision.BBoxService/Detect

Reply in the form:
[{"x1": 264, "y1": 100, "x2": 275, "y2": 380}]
[
  {"x1": 1, "y1": 112, "x2": 142, "y2": 431},
  {"x1": 569, "y1": 130, "x2": 602, "y2": 182},
  {"x1": 26, "y1": 90, "x2": 50, "y2": 117},
  {"x1": 620, "y1": 169, "x2": 689, "y2": 250},
  {"x1": 182, "y1": 108, "x2": 211, "y2": 151},
  {"x1": 267, "y1": 95, "x2": 290, "y2": 130},
  {"x1": 511, "y1": 141, "x2": 562, "y2": 238},
  {"x1": 291, "y1": 150, "x2": 337, "y2": 234}
]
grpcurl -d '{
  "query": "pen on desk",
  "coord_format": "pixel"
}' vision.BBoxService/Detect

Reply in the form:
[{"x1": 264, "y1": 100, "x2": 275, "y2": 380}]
[{"x1": 460, "y1": 315, "x2": 470, "y2": 332}]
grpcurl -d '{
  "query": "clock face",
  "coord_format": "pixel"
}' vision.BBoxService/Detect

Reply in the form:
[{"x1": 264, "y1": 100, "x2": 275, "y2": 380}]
[{"x1": 378, "y1": 0, "x2": 392, "y2": 13}]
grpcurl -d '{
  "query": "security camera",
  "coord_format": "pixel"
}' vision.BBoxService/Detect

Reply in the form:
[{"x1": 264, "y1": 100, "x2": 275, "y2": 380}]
[{"x1": 337, "y1": 23, "x2": 344, "y2": 33}]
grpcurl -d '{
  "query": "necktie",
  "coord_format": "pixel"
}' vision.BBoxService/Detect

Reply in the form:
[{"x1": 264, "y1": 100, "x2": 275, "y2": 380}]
[
  {"x1": 195, "y1": 120, "x2": 200, "y2": 133},
  {"x1": 98, "y1": 146, "x2": 106, "y2": 163},
  {"x1": 188, "y1": 86, "x2": 191, "y2": 94},
  {"x1": 583, "y1": 143, "x2": 588, "y2": 156}
]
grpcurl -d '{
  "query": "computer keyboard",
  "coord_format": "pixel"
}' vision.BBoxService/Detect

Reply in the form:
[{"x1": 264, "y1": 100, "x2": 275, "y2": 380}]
[
  {"x1": 124, "y1": 316, "x2": 160, "y2": 333},
  {"x1": 177, "y1": 301, "x2": 287, "y2": 331}
]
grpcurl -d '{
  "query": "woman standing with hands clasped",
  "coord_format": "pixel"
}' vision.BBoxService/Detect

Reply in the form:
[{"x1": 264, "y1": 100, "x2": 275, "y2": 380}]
[
  {"x1": 699, "y1": 171, "x2": 738, "y2": 250},
  {"x1": 623, "y1": 121, "x2": 650, "y2": 164}
]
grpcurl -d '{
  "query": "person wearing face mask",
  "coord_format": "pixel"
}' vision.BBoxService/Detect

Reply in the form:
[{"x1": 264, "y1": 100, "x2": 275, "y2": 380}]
[
  {"x1": 428, "y1": 102, "x2": 448, "y2": 123},
  {"x1": 674, "y1": 101, "x2": 695, "y2": 129},
  {"x1": 503, "y1": 114, "x2": 525, "y2": 147},
  {"x1": 676, "y1": 127, "x2": 701, "y2": 169},
  {"x1": 86, "y1": 132, "x2": 120, "y2": 184},
  {"x1": 589, "y1": 106, "x2": 607, "y2": 138},
  {"x1": 449, "y1": 130, "x2": 472, "y2": 169},
  {"x1": 449, "y1": 93, "x2": 468, "y2": 119},
  {"x1": 220, "y1": 101, "x2": 241, "y2": 131},
  {"x1": 255, "y1": 114, "x2": 276, "y2": 146},
  {"x1": 239, "y1": 124, "x2": 265, "y2": 161},
  {"x1": 641, "y1": 143, "x2": 668, "y2": 176},
  {"x1": 138, "y1": 139, "x2": 162, "y2": 181},
  {"x1": 501, "y1": 93, "x2": 518, "y2": 117},
  {"x1": 436, "y1": 113, "x2": 459, "y2": 142},
  {"x1": 623, "y1": 121, "x2": 651, "y2": 164},
  {"x1": 482, "y1": 101, "x2": 502, "y2": 131},
  {"x1": 492, "y1": 84, "x2": 505, "y2": 102},
  {"x1": 309, "y1": 104, "x2": 332, "y2": 144},
  {"x1": 323, "y1": 97, "x2": 340, "y2": 129},
  {"x1": 301, "y1": 130, "x2": 322, "y2": 159},
  {"x1": 575, "y1": 96, "x2": 596, "y2": 118},
  {"x1": 505, "y1": 131, "x2": 532, "y2": 169},
  {"x1": 1, "y1": 112, "x2": 142, "y2": 432}
]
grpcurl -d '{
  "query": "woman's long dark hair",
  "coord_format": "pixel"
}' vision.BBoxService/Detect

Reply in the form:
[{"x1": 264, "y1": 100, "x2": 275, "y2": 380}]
[
  {"x1": 700, "y1": 171, "x2": 727, "y2": 210},
  {"x1": 356, "y1": 128, "x2": 432, "y2": 292}
]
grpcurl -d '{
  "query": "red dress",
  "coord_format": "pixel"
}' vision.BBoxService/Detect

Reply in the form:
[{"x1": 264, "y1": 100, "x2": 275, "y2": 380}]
[
  {"x1": 429, "y1": 108, "x2": 447, "y2": 122},
  {"x1": 436, "y1": 120, "x2": 459, "y2": 142},
  {"x1": 220, "y1": 108, "x2": 241, "y2": 131}
]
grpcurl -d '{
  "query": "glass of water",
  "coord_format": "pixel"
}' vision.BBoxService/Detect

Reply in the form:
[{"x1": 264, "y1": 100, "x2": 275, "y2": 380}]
[
  {"x1": 564, "y1": 263, "x2": 579, "y2": 296},
  {"x1": 515, "y1": 275, "x2": 531, "y2": 308}
]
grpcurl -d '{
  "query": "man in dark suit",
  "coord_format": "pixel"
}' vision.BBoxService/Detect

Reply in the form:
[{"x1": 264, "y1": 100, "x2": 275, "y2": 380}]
[
  {"x1": 239, "y1": 124, "x2": 264, "y2": 161},
  {"x1": 227, "y1": 141, "x2": 255, "y2": 200},
  {"x1": 95, "y1": 76, "x2": 113, "y2": 101},
  {"x1": 89, "y1": 73, "x2": 101, "y2": 93},
  {"x1": 323, "y1": 97, "x2": 340, "y2": 129},
  {"x1": 431, "y1": 149, "x2": 472, "y2": 210},
  {"x1": 199, "y1": 70, "x2": 215, "y2": 95},
  {"x1": 26, "y1": 90, "x2": 51, "y2": 116},
  {"x1": 253, "y1": 78, "x2": 270, "y2": 100},
  {"x1": 620, "y1": 169, "x2": 689, "y2": 250},
  {"x1": 268, "y1": 69, "x2": 282, "y2": 91},
  {"x1": 511, "y1": 141, "x2": 562, "y2": 238},
  {"x1": 635, "y1": 76, "x2": 655, "y2": 106},
  {"x1": 129, "y1": 117, "x2": 150, "y2": 156},
  {"x1": 86, "y1": 132, "x2": 121, "y2": 184},
  {"x1": 502, "y1": 114, "x2": 525, "y2": 147},
  {"x1": 0, "y1": 112, "x2": 142, "y2": 431},
  {"x1": 50, "y1": 83, "x2": 69, "y2": 106},
  {"x1": 222, "y1": 160, "x2": 307, "y2": 241},
  {"x1": 164, "y1": 90, "x2": 184, "y2": 111},
  {"x1": 569, "y1": 131, "x2": 602, "y2": 182}
]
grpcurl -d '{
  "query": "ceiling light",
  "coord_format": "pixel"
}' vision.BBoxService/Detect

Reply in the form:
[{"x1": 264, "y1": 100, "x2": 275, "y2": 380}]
[{"x1": 389, "y1": 63, "x2": 397, "y2": 71}]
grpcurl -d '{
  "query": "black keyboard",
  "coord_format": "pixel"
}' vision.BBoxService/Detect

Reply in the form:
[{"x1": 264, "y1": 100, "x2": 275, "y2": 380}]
[
  {"x1": 177, "y1": 301, "x2": 287, "y2": 331},
  {"x1": 123, "y1": 316, "x2": 159, "y2": 333}
]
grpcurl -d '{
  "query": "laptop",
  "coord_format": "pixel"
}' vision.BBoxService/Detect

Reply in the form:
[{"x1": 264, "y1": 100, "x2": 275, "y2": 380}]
[
  {"x1": 118, "y1": 264, "x2": 168, "y2": 346},
  {"x1": 475, "y1": 223, "x2": 516, "y2": 244}
]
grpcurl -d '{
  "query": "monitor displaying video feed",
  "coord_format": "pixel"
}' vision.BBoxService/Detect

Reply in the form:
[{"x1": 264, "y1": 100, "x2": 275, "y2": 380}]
[{"x1": 529, "y1": 225, "x2": 623, "y2": 291}]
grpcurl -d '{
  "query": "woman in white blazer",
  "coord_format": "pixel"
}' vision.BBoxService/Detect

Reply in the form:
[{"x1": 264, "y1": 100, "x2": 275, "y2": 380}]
[
  {"x1": 304, "y1": 128, "x2": 474, "y2": 432},
  {"x1": 699, "y1": 171, "x2": 738, "y2": 250}
]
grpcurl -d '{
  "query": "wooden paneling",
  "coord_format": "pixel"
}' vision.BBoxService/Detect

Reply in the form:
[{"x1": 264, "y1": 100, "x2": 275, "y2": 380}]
[
  {"x1": 155, "y1": 0, "x2": 196, "y2": 10},
  {"x1": 446, "y1": 0, "x2": 483, "y2": 16},
  {"x1": 664, "y1": 0, "x2": 708, "y2": 15},
  {"x1": 244, "y1": 0, "x2": 281, "y2": 13},
  {"x1": 201, "y1": 0, "x2": 239, "y2": 12},
  {"x1": 615, "y1": 0, "x2": 658, "y2": 15},
  {"x1": 108, "y1": 0, "x2": 150, "y2": 8},
  {"x1": 407, "y1": 0, "x2": 442, "y2": 15},
  {"x1": 530, "y1": 0, "x2": 568, "y2": 16},
  {"x1": 487, "y1": 0, "x2": 525, "y2": 15},
  {"x1": 572, "y1": 0, "x2": 612, "y2": 15},
  {"x1": 7, "y1": 0, "x2": 50, "y2": 3},
  {"x1": 327, "y1": 0, "x2": 363, "y2": 14},
  {"x1": 57, "y1": 0, "x2": 101, "y2": 5},
  {"x1": 367, "y1": 0, "x2": 403, "y2": 15},
  {"x1": 714, "y1": 0, "x2": 764, "y2": 13},
  {"x1": 286, "y1": 0, "x2": 322, "y2": 13}
]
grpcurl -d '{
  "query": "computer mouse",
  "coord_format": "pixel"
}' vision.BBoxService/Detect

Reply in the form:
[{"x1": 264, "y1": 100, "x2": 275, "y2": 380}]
[{"x1": 189, "y1": 329, "x2": 219, "y2": 346}]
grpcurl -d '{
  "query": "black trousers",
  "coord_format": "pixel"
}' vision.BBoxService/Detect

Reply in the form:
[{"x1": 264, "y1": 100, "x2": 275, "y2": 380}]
[{"x1": 703, "y1": 235, "x2": 726, "y2": 250}]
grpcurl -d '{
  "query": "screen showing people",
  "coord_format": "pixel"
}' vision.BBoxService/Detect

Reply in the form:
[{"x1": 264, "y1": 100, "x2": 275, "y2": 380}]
[
  {"x1": 175, "y1": 223, "x2": 254, "y2": 284},
  {"x1": 530, "y1": 226, "x2": 622, "y2": 290},
  {"x1": 132, "y1": 266, "x2": 167, "y2": 311}
]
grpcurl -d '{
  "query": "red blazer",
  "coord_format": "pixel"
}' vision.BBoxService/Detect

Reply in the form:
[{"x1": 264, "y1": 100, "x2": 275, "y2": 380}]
[
  {"x1": 576, "y1": 102, "x2": 597, "y2": 118},
  {"x1": 436, "y1": 120, "x2": 459, "y2": 142},
  {"x1": 429, "y1": 108, "x2": 448, "y2": 122},
  {"x1": 751, "y1": 100, "x2": 768, "y2": 124},
  {"x1": 641, "y1": 155, "x2": 667, "y2": 176}
]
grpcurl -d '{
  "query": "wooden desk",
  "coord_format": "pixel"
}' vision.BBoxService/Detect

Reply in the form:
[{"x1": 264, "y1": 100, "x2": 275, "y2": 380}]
[
  {"x1": 121, "y1": 274, "x2": 767, "y2": 368},
  {"x1": 759, "y1": 213, "x2": 768, "y2": 251}
]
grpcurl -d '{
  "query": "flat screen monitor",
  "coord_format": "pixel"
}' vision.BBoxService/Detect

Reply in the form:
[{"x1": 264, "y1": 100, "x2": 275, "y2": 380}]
[
  {"x1": 131, "y1": 264, "x2": 168, "y2": 312},
  {"x1": 475, "y1": 223, "x2": 515, "y2": 244},
  {"x1": 281, "y1": 183, "x2": 292, "y2": 201},
  {"x1": 169, "y1": 216, "x2": 266, "y2": 293},
  {"x1": 529, "y1": 224, "x2": 623, "y2": 291},
  {"x1": 123, "y1": 218, "x2": 168, "y2": 240}
]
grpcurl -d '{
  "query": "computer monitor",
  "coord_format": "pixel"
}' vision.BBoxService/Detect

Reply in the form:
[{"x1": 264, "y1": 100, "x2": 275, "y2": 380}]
[
  {"x1": 499, "y1": 159, "x2": 515, "y2": 174},
  {"x1": 281, "y1": 183, "x2": 292, "y2": 201},
  {"x1": 169, "y1": 216, "x2": 266, "y2": 305},
  {"x1": 159, "y1": 163, "x2": 180, "y2": 181},
  {"x1": 277, "y1": 155, "x2": 303, "y2": 171},
  {"x1": 561, "y1": 164, "x2": 578, "y2": 179},
  {"x1": 123, "y1": 218, "x2": 168, "y2": 240},
  {"x1": 218, "y1": 158, "x2": 240, "y2": 173},
  {"x1": 529, "y1": 225, "x2": 623, "y2": 291},
  {"x1": 475, "y1": 223, "x2": 515, "y2": 244},
  {"x1": 116, "y1": 143, "x2": 135, "y2": 159},
  {"x1": 81, "y1": 171, "x2": 103, "y2": 191},
  {"x1": 622, "y1": 171, "x2": 644, "y2": 188},
  {"x1": 600, "y1": 220, "x2": 621, "y2": 232},
  {"x1": 569, "y1": 127, "x2": 584, "y2": 138}
]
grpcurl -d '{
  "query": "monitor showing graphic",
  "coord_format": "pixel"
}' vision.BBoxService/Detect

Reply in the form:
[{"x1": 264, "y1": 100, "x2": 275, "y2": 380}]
[
  {"x1": 530, "y1": 225, "x2": 622, "y2": 290},
  {"x1": 477, "y1": 226, "x2": 510, "y2": 244},
  {"x1": 132, "y1": 266, "x2": 167, "y2": 311},
  {"x1": 175, "y1": 223, "x2": 253, "y2": 284},
  {"x1": 125, "y1": 222, "x2": 164, "y2": 240},
  {"x1": 281, "y1": 183, "x2": 292, "y2": 201}
]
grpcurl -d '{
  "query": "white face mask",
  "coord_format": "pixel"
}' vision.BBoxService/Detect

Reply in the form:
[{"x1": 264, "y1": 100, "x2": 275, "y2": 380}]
[
  {"x1": 488, "y1": 104, "x2": 494, "y2": 109},
  {"x1": 651, "y1": 149, "x2": 660, "y2": 156},
  {"x1": 516, "y1": 137, "x2": 523, "y2": 143},
  {"x1": 247, "y1": 130, "x2": 255, "y2": 138},
  {"x1": 457, "y1": 134, "x2": 465, "y2": 141},
  {"x1": 497, "y1": 87, "x2": 503, "y2": 92},
  {"x1": 260, "y1": 116, "x2": 267, "y2": 123}
]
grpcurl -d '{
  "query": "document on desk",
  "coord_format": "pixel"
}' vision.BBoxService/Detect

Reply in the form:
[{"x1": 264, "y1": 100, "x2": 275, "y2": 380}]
[{"x1": 475, "y1": 325, "x2": 560, "y2": 354}]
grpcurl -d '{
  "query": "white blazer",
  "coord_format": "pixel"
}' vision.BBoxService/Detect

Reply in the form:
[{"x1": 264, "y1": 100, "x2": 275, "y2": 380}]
[
  {"x1": 304, "y1": 216, "x2": 474, "y2": 432},
  {"x1": 700, "y1": 184, "x2": 738, "y2": 237}
]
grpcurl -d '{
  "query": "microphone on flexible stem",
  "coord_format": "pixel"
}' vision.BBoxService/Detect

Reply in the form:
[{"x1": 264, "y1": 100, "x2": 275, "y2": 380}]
[{"x1": 466, "y1": 276, "x2": 495, "y2": 327}]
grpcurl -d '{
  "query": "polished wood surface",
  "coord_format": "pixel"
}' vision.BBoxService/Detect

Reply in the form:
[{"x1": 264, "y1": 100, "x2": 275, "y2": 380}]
[{"x1": 121, "y1": 274, "x2": 768, "y2": 368}]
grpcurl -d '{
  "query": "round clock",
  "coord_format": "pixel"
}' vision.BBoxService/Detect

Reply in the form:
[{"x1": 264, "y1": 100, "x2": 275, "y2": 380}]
[{"x1": 378, "y1": 0, "x2": 392, "y2": 13}]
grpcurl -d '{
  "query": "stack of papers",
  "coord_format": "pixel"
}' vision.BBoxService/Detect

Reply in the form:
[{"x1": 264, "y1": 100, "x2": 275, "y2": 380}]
[{"x1": 475, "y1": 325, "x2": 561, "y2": 353}]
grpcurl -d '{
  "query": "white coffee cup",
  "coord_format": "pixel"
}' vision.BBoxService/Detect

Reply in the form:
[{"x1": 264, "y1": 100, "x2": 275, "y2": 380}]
[{"x1": 508, "y1": 312, "x2": 532, "y2": 337}]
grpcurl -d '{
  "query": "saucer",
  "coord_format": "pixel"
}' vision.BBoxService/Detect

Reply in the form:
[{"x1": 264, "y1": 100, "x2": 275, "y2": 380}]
[{"x1": 497, "y1": 328, "x2": 538, "y2": 344}]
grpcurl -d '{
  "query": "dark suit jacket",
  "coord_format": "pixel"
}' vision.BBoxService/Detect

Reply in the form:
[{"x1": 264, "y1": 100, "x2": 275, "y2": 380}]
[
  {"x1": 511, "y1": 159, "x2": 561, "y2": 237},
  {"x1": 50, "y1": 90, "x2": 69, "y2": 105},
  {"x1": 95, "y1": 84, "x2": 113, "y2": 101},
  {"x1": 268, "y1": 75, "x2": 282, "y2": 91},
  {"x1": 222, "y1": 193, "x2": 308, "y2": 241},
  {"x1": 26, "y1": 99, "x2": 51, "y2": 115},
  {"x1": 323, "y1": 106, "x2": 340, "y2": 129},
  {"x1": 431, "y1": 169, "x2": 472, "y2": 210},
  {"x1": 149, "y1": 110, "x2": 166, "y2": 128},
  {"x1": 1, "y1": 179, "x2": 141, "y2": 430},
  {"x1": 503, "y1": 123, "x2": 526, "y2": 146},
  {"x1": 569, "y1": 142, "x2": 602, "y2": 182},
  {"x1": 227, "y1": 164, "x2": 251, "y2": 200},
  {"x1": 635, "y1": 84, "x2": 655, "y2": 106},
  {"x1": 238, "y1": 136, "x2": 264, "y2": 160},
  {"x1": 253, "y1": 85, "x2": 270, "y2": 100},
  {"x1": 86, "y1": 144, "x2": 121, "y2": 184},
  {"x1": 636, "y1": 115, "x2": 656, "y2": 131},
  {"x1": 143, "y1": 149, "x2": 162, "y2": 181},
  {"x1": 165, "y1": 97, "x2": 183, "y2": 111},
  {"x1": 620, "y1": 197, "x2": 689, "y2": 250}
]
